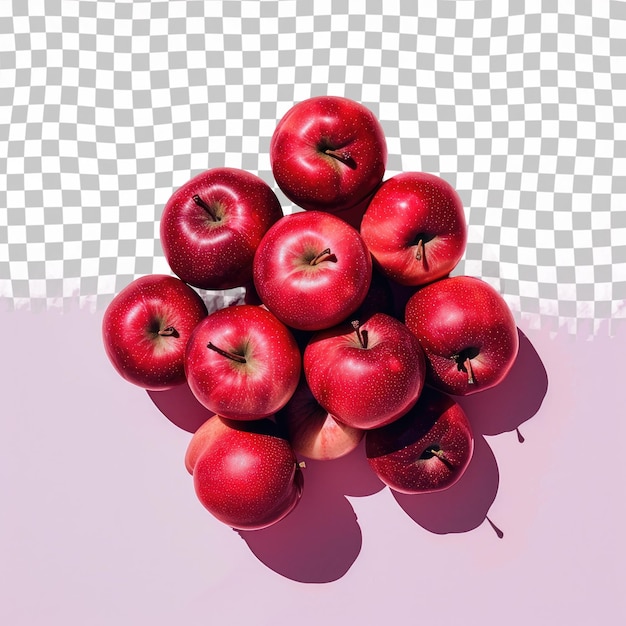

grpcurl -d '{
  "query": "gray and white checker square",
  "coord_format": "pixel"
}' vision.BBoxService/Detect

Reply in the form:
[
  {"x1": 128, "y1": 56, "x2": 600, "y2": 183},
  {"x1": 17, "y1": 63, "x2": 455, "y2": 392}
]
[{"x1": 0, "y1": 0, "x2": 625, "y2": 335}]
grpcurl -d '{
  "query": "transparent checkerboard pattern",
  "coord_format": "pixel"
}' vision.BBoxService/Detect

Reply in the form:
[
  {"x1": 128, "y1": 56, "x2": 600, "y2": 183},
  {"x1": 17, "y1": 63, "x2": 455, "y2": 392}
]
[{"x1": 1, "y1": 0, "x2": 625, "y2": 334}]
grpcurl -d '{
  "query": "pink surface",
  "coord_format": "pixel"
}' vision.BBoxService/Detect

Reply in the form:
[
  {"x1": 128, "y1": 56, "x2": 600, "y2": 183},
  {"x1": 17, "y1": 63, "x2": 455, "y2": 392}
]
[{"x1": 1, "y1": 305, "x2": 624, "y2": 624}]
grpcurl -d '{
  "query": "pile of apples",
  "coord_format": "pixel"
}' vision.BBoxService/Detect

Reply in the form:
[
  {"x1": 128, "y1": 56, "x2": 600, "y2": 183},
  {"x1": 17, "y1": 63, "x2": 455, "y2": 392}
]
[{"x1": 102, "y1": 96, "x2": 519, "y2": 531}]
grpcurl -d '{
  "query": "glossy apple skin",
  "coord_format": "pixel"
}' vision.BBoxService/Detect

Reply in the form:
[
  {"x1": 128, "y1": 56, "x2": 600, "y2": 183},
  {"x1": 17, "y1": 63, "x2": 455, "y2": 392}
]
[
  {"x1": 270, "y1": 96, "x2": 387, "y2": 212},
  {"x1": 187, "y1": 416, "x2": 303, "y2": 531},
  {"x1": 160, "y1": 167, "x2": 283, "y2": 290},
  {"x1": 185, "y1": 304, "x2": 301, "y2": 420},
  {"x1": 366, "y1": 387, "x2": 474, "y2": 494},
  {"x1": 102, "y1": 274, "x2": 208, "y2": 390},
  {"x1": 276, "y1": 376, "x2": 364, "y2": 461},
  {"x1": 404, "y1": 276, "x2": 519, "y2": 396},
  {"x1": 360, "y1": 172, "x2": 467, "y2": 287},
  {"x1": 303, "y1": 313, "x2": 426, "y2": 430},
  {"x1": 253, "y1": 211, "x2": 373, "y2": 331}
]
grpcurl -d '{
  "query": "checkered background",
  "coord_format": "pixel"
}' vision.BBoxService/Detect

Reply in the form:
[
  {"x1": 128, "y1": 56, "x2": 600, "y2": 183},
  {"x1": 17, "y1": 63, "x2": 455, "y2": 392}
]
[{"x1": 1, "y1": 0, "x2": 625, "y2": 335}]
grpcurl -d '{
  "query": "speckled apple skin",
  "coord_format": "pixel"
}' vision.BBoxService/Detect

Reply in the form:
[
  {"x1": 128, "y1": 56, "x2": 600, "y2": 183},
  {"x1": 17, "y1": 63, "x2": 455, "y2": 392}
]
[
  {"x1": 360, "y1": 172, "x2": 468, "y2": 287},
  {"x1": 303, "y1": 313, "x2": 426, "y2": 430},
  {"x1": 404, "y1": 276, "x2": 519, "y2": 396},
  {"x1": 270, "y1": 96, "x2": 387, "y2": 212},
  {"x1": 102, "y1": 274, "x2": 208, "y2": 390},
  {"x1": 185, "y1": 304, "x2": 301, "y2": 420},
  {"x1": 189, "y1": 418, "x2": 303, "y2": 531},
  {"x1": 160, "y1": 167, "x2": 283, "y2": 290},
  {"x1": 366, "y1": 387, "x2": 474, "y2": 494},
  {"x1": 252, "y1": 211, "x2": 373, "y2": 331}
]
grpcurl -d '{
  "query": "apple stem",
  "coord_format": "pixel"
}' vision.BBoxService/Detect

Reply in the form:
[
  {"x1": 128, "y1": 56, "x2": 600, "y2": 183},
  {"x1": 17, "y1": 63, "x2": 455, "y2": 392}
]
[
  {"x1": 192, "y1": 194, "x2": 218, "y2": 221},
  {"x1": 323, "y1": 148, "x2": 356, "y2": 169},
  {"x1": 157, "y1": 326, "x2": 178, "y2": 337},
  {"x1": 309, "y1": 248, "x2": 337, "y2": 265},
  {"x1": 351, "y1": 320, "x2": 369, "y2": 349},
  {"x1": 464, "y1": 357, "x2": 475, "y2": 385},
  {"x1": 415, "y1": 238, "x2": 425, "y2": 262},
  {"x1": 207, "y1": 341, "x2": 247, "y2": 363},
  {"x1": 425, "y1": 447, "x2": 454, "y2": 470},
  {"x1": 516, "y1": 427, "x2": 525, "y2": 443}
]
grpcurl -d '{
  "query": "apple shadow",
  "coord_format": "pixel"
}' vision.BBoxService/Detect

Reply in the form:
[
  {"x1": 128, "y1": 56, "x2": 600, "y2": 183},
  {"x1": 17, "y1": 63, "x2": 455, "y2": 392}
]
[
  {"x1": 392, "y1": 434, "x2": 501, "y2": 536},
  {"x1": 301, "y1": 438, "x2": 386, "y2": 498},
  {"x1": 147, "y1": 386, "x2": 383, "y2": 582},
  {"x1": 239, "y1": 443, "x2": 382, "y2": 583},
  {"x1": 147, "y1": 383, "x2": 215, "y2": 433},
  {"x1": 391, "y1": 329, "x2": 546, "y2": 537},
  {"x1": 145, "y1": 327, "x2": 546, "y2": 573},
  {"x1": 455, "y1": 328, "x2": 548, "y2": 438}
]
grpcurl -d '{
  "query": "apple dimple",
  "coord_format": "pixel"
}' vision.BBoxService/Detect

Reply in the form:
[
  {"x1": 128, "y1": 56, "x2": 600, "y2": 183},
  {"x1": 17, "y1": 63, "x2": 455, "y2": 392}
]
[
  {"x1": 316, "y1": 139, "x2": 358, "y2": 170},
  {"x1": 191, "y1": 193, "x2": 227, "y2": 226}
]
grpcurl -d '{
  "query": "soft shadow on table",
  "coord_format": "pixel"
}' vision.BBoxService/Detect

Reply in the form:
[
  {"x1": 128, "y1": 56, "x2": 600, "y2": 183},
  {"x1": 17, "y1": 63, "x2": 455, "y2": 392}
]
[
  {"x1": 394, "y1": 328, "x2": 547, "y2": 536},
  {"x1": 239, "y1": 440, "x2": 385, "y2": 583},
  {"x1": 145, "y1": 385, "x2": 383, "y2": 583},
  {"x1": 146, "y1": 326, "x2": 548, "y2": 575},
  {"x1": 392, "y1": 434, "x2": 501, "y2": 535},
  {"x1": 147, "y1": 382, "x2": 214, "y2": 433},
  {"x1": 455, "y1": 328, "x2": 548, "y2": 438}
]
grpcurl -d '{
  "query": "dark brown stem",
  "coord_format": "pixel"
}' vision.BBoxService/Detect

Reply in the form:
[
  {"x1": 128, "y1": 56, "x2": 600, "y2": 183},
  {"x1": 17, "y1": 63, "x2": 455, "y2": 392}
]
[
  {"x1": 207, "y1": 341, "x2": 246, "y2": 363},
  {"x1": 309, "y1": 248, "x2": 337, "y2": 265},
  {"x1": 351, "y1": 320, "x2": 368, "y2": 349},
  {"x1": 193, "y1": 194, "x2": 218, "y2": 221},
  {"x1": 415, "y1": 238, "x2": 425, "y2": 262},
  {"x1": 157, "y1": 326, "x2": 178, "y2": 337}
]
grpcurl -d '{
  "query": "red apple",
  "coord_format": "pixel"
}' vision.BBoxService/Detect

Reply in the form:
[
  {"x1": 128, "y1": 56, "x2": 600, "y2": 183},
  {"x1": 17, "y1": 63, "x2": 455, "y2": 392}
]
[
  {"x1": 185, "y1": 304, "x2": 301, "y2": 419},
  {"x1": 276, "y1": 376, "x2": 364, "y2": 461},
  {"x1": 253, "y1": 210, "x2": 373, "y2": 331},
  {"x1": 303, "y1": 313, "x2": 426, "y2": 430},
  {"x1": 270, "y1": 96, "x2": 387, "y2": 213},
  {"x1": 360, "y1": 172, "x2": 467, "y2": 286},
  {"x1": 404, "y1": 275, "x2": 519, "y2": 395},
  {"x1": 366, "y1": 387, "x2": 474, "y2": 494},
  {"x1": 187, "y1": 416, "x2": 303, "y2": 530},
  {"x1": 102, "y1": 274, "x2": 208, "y2": 390},
  {"x1": 160, "y1": 167, "x2": 283, "y2": 290}
]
